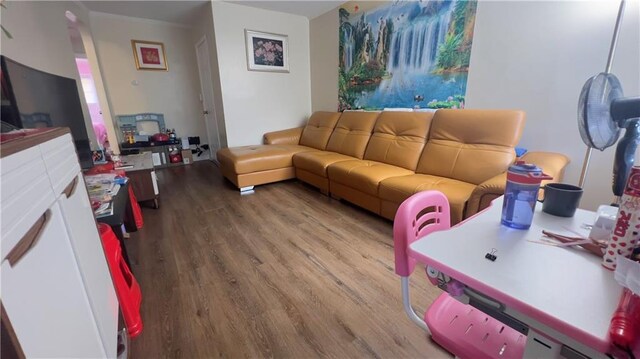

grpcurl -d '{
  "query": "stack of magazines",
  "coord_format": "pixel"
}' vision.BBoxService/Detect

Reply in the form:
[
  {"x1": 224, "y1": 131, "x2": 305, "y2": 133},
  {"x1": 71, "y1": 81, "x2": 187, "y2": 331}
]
[{"x1": 84, "y1": 173, "x2": 128, "y2": 218}]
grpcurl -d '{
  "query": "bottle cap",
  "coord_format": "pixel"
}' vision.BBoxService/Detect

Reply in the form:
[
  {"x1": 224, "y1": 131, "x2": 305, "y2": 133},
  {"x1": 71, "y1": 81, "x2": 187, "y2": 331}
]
[{"x1": 508, "y1": 162, "x2": 552, "y2": 184}]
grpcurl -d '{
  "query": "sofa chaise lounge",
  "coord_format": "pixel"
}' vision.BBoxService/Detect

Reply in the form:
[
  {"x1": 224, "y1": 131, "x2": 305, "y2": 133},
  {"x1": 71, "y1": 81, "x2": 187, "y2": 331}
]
[{"x1": 217, "y1": 110, "x2": 569, "y2": 224}]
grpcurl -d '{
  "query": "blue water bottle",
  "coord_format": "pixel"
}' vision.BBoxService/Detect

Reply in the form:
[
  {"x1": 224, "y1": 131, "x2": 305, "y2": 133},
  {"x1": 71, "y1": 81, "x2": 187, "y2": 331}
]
[{"x1": 501, "y1": 161, "x2": 551, "y2": 229}]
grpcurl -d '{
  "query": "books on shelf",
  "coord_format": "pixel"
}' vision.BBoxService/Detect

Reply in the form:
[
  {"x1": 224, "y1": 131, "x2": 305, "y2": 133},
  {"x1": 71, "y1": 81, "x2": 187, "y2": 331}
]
[
  {"x1": 84, "y1": 173, "x2": 128, "y2": 218},
  {"x1": 110, "y1": 184, "x2": 121, "y2": 197},
  {"x1": 85, "y1": 173, "x2": 118, "y2": 185},
  {"x1": 87, "y1": 182, "x2": 115, "y2": 202},
  {"x1": 94, "y1": 201, "x2": 114, "y2": 218}
]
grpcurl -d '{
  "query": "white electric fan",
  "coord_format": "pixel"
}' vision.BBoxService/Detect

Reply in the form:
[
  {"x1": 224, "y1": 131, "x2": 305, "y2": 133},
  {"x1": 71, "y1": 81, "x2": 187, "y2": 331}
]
[{"x1": 578, "y1": 0, "x2": 640, "y2": 203}]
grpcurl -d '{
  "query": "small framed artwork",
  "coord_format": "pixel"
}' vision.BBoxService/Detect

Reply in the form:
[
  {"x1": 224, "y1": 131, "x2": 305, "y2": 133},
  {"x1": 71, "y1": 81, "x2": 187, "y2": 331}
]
[
  {"x1": 131, "y1": 40, "x2": 168, "y2": 71},
  {"x1": 245, "y1": 30, "x2": 289, "y2": 73}
]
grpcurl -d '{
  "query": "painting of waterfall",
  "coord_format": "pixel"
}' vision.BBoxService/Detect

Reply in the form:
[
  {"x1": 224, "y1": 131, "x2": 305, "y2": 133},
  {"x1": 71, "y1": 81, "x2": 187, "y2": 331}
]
[{"x1": 339, "y1": 1, "x2": 477, "y2": 110}]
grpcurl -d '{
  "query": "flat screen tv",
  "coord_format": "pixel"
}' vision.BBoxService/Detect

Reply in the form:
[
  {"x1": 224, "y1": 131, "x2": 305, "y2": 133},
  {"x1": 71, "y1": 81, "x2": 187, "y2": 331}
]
[{"x1": 1, "y1": 56, "x2": 93, "y2": 169}]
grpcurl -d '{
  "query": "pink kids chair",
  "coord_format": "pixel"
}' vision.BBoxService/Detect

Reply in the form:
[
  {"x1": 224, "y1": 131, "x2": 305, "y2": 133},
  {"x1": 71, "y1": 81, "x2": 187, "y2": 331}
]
[{"x1": 394, "y1": 191, "x2": 526, "y2": 359}]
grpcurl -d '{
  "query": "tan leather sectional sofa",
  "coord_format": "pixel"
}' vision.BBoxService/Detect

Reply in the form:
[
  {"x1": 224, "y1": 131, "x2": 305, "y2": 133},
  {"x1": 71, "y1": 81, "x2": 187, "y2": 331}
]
[{"x1": 217, "y1": 110, "x2": 569, "y2": 224}]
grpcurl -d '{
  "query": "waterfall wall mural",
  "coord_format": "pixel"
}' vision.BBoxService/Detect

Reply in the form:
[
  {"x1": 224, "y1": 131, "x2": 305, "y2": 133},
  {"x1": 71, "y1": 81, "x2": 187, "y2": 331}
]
[{"x1": 339, "y1": 1, "x2": 477, "y2": 111}]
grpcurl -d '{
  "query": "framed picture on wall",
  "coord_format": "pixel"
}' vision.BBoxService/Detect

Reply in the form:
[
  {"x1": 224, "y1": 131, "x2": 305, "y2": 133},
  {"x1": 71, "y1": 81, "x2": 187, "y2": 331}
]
[
  {"x1": 131, "y1": 40, "x2": 168, "y2": 71},
  {"x1": 245, "y1": 30, "x2": 289, "y2": 73}
]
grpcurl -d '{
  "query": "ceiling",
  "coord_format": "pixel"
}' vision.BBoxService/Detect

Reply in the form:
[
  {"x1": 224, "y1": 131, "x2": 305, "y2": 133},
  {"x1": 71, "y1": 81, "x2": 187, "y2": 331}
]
[
  {"x1": 81, "y1": 1, "x2": 344, "y2": 24},
  {"x1": 227, "y1": 1, "x2": 344, "y2": 19},
  {"x1": 81, "y1": 1, "x2": 210, "y2": 25}
]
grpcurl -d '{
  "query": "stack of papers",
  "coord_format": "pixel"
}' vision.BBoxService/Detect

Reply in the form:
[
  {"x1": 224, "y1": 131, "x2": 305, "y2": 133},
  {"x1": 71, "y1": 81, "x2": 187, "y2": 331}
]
[
  {"x1": 85, "y1": 173, "x2": 128, "y2": 218},
  {"x1": 94, "y1": 201, "x2": 113, "y2": 218},
  {"x1": 85, "y1": 173, "x2": 118, "y2": 184},
  {"x1": 87, "y1": 182, "x2": 117, "y2": 202}
]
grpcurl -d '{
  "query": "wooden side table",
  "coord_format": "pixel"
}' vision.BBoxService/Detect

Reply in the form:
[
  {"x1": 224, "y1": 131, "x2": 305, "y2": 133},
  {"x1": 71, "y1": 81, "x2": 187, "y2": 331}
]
[{"x1": 119, "y1": 152, "x2": 159, "y2": 208}]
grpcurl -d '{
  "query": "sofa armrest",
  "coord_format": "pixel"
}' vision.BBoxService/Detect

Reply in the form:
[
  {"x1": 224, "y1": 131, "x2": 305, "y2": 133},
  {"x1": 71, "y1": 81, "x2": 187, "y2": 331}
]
[
  {"x1": 464, "y1": 151, "x2": 571, "y2": 219},
  {"x1": 465, "y1": 172, "x2": 507, "y2": 219},
  {"x1": 263, "y1": 127, "x2": 304, "y2": 145}
]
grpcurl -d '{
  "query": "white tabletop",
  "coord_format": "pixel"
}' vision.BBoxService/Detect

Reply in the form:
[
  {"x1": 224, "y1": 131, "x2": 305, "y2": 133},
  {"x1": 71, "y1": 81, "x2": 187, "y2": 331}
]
[
  {"x1": 409, "y1": 197, "x2": 622, "y2": 353},
  {"x1": 120, "y1": 152, "x2": 154, "y2": 171}
]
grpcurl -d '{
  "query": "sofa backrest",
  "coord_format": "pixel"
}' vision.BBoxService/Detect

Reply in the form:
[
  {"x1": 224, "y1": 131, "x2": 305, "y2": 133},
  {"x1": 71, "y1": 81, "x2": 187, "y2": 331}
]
[
  {"x1": 363, "y1": 111, "x2": 434, "y2": 170},
  {"x1": 325, "y1": 111, "x2": 380, "y2": 158},
  {"x1": 299, "y1": 112, "x2": 341, "y2": 150},
  {"x1": 417, "y1": 109, "x2": 525, "y2": 185}
]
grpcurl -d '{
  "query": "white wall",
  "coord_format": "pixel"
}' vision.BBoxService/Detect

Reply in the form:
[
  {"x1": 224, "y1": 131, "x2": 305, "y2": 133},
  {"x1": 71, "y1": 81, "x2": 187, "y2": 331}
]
[
  {"x1": 0, "y1": 1, "x2": 98, "y2": 147},
  {"x1": 191, "y1": 1, "x2": 228, "y2": 149},
  {"x1": 465, "y1": 0, "x2": 640, "y2": 210},
  {"x1": 211, "y1": 2, "x2": 311, "y2": 147},
  {"x1": 89, "y1": 12, "x2": 208, "y2": 147},
  {"x1": 310, "y1": 7, "x2": 339, "y2": 112},
  {"x1": 308, "y1": 0, "x2": 640, "y2": 211}
]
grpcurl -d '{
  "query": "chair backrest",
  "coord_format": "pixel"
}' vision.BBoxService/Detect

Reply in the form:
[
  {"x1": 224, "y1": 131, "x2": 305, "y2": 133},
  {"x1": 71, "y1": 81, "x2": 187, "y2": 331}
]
[
  {"x1": 393, "y1": 190, "x2": 451, "y2": 277},
  {"x1": 363, "y1": 111, "x2": 433, "y2": 170},
  {"x1": 417, "y1": 109, "x2": 525, "y2": 185},
  {"x1": 325, "y1": 111, "x2": 379, "y2": 158},
  {"x1": 299, "y1": 111, "x2": 341, "y2": 150}
]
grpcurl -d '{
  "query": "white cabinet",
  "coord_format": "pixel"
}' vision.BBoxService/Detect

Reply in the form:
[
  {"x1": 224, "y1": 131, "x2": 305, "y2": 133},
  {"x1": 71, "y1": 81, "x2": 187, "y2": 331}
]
[
  {"x1": 58, "y1": 174, "x2": 119, "y2": 357},
  {"x1": 0, "y1": 145, "x2": 55, "y2": 261},
  {"x1": 1, "y1": 129, "x2": 118, "y2": 358},
  {"x1": 1, "y1": 202, "x2": 105, "y2": 358}
]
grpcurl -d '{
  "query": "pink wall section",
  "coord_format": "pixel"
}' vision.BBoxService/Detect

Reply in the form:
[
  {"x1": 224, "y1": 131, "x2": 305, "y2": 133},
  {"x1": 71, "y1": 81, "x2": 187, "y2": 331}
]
[
  {"x1": 75, "y1": 58, "x2": 104, "y2": 126},
  {"x1": 76, "y1": 57, "x2": 92, "y2": 76}
]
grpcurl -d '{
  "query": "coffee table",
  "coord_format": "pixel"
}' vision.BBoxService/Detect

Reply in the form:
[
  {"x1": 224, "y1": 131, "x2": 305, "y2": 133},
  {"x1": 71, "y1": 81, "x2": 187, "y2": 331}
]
[{"x1": 119, "y1": 152, "x2": 159, "y2": 208}]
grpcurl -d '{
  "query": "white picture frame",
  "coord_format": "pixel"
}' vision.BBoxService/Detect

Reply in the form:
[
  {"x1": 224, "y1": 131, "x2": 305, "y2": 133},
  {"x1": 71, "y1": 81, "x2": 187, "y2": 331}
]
[{"x1": 245, "y1": 30, "x2": 289, "y2": 73}]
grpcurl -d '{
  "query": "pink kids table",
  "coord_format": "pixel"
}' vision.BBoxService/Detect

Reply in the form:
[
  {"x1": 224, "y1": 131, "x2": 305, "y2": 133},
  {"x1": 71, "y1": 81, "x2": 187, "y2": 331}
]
[{"x1": 409, "y1": 196, "x2": 623, "y2": 358}]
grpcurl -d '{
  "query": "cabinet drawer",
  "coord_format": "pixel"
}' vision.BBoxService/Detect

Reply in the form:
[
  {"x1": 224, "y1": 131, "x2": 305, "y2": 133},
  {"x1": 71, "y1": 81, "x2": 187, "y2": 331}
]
[
  {"x1": 1, "y1": 202, "x2": 106, "y2": 358},
  {"x1": 39, "y1": 133, "x2": 81, "y2": 195},
  {"x1": 0, "y1": 146, "x2": 56, "y2": 259}
]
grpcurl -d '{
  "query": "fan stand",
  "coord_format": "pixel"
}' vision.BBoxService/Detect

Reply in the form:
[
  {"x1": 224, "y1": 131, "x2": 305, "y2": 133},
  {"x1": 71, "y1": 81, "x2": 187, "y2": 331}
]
[
  {"x1": 578, "y1": 0, "x2": 626, "y2": 192},
  {"x1": 613, "y1": 119, "x2": 640, "y2": 196}
]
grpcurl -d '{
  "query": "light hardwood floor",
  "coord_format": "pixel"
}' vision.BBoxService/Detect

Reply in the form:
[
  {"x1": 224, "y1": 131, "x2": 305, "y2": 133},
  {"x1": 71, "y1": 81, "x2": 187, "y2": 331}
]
[{"x1": 126, "y1": 161, "x2": 451, "y2": 358}]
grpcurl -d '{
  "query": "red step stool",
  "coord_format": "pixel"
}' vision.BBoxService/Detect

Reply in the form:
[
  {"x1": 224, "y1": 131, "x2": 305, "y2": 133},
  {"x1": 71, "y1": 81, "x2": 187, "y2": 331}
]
[{"x1": 99, "y1": 223, "x2": 143, "y2": 338}]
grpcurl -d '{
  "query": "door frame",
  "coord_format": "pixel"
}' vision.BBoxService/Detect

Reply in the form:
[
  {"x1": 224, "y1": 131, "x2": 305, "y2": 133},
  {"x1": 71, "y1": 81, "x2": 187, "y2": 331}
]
[
  {"x1": 194, "y1": 35, "x2": 221, "y2": 161},
  {"x1": 65, "y1": 10, "x2": 120, "y2": 155}
]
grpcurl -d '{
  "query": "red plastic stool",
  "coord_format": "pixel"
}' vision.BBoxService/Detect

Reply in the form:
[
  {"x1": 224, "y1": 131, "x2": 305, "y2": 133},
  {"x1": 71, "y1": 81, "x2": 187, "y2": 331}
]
[
  {"x1": 128, "y1": 186, "x2": 144, "y2": 230},
  {"x1": 98, "y1": 223, "x2": 143, "y2": 338}
]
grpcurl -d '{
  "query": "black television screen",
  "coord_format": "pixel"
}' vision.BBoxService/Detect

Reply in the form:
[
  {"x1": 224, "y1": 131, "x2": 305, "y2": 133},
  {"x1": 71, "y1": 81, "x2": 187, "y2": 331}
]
[{"x1": 1, "y1": 56, "x2": 93, "y2": 169}]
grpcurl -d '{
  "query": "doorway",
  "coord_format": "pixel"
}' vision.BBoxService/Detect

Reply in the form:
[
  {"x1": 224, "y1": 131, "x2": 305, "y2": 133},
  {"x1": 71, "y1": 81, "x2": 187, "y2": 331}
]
[
  {"x1": 65, "y1": 10, "x2": 118, "y2": 153},
  {"x1": 66, "y1": 12, "x2": 105, "y2": 147},
  {"x1": 195, "y1": 35, "x2": 221, "y2": 160},
  {"x1": 75, "y1": 58, "x2": 103, "y2": 126}
]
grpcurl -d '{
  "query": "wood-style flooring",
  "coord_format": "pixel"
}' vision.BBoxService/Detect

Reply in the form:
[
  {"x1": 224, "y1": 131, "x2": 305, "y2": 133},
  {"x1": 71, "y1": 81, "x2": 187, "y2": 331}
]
[{"x1": 126, "y1": 161, "x2": 451, "y2": 358}]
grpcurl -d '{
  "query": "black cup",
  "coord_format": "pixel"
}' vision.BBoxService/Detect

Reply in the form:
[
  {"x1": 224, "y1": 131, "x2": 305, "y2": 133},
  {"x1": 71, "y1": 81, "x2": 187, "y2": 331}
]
[{"x1": 538, "y1": 183, "x2": 583, "y2": 217}]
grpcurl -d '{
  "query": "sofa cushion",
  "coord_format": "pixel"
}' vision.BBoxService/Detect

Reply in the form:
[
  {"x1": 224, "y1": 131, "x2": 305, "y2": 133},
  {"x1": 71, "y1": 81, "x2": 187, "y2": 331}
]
[
  {"x1": 328, "y1": 160, "x2": 414, "y2": 195},
  {"x1": 363, "y1": 111, "x2": 433, "y2": 170},
  {"x1": 299, "y1": 112, "x2": 341, "y2": 150},
  {"x1": 417, "y1": 109, "x2": 524, "y2": 185},
  {"x1": 293, "y1": 151, "x2": 357, "y2": 178},
  {"x1": 217, "y1": 145, "x2": 316, "y2": 175},
  {"x1": 325, "y1": 111, "x2": 379, "y2": 158},
  {"x1": 379, "y1": 174, "x2": 476, "y2": 224}
]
